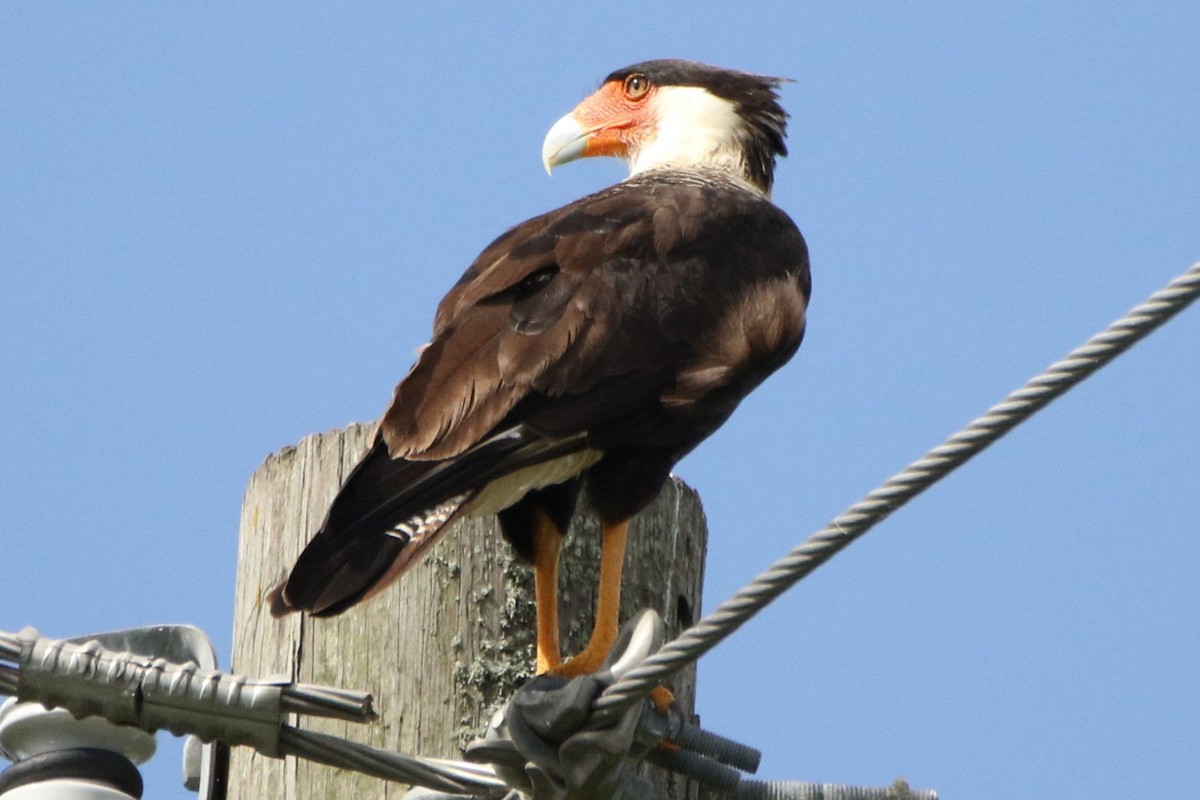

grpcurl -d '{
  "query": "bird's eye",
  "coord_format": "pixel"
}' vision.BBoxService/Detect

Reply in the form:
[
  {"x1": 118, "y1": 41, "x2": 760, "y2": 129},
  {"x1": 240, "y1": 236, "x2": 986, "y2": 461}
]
[{"x1": 623, "y1": 73, "x2": 650, "y2": 100}]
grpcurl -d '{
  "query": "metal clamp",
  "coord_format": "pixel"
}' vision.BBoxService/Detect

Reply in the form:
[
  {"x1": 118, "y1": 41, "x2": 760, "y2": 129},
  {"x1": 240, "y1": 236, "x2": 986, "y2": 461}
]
[
  {"x1": 463, "y1": 610, "x2": 766, "y2": 800},
  {"x1": 1, "y1": 627, "x2": 373, "y2": 758}
]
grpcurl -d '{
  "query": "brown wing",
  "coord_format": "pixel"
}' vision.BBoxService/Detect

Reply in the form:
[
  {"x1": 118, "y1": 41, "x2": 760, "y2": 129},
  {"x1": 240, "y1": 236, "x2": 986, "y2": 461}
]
[
  {"x1": 278, "y1": 174, "x2": 809, "y2": 616},
  {"x1": 382, "y1": 175, "x2": 808, "y2": 461},
  {"x1": 378, "y1": 193, "x2": 631, "y2": 460}
]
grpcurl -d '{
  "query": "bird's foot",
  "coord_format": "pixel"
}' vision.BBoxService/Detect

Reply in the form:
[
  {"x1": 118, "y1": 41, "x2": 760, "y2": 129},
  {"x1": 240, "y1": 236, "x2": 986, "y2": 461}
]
[
  {"x1": 649, "y1": 685, "x2": 675, "y2": 715},
  {"x1": 545, "y1": 622, "x2": 618, "y2": 678}
]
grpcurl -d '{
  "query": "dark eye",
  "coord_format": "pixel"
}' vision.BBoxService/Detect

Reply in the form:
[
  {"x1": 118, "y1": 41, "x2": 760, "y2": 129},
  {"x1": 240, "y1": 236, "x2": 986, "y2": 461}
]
[{"x1": 623, "y1": 73, "x2": 650, "y2": 99}]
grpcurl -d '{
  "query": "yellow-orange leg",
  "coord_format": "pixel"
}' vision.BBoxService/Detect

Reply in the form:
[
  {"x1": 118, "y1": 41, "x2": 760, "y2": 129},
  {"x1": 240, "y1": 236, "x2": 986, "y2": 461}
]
[
  {"x1": 649, "y1": 686, "x2": 676, "y2": 714},
  {"x1": 549, "y1": 518, "x2": 630, "y2": 678},
  {"x1": 533, "y1": 510, "x2": 564, "y2": 675}
]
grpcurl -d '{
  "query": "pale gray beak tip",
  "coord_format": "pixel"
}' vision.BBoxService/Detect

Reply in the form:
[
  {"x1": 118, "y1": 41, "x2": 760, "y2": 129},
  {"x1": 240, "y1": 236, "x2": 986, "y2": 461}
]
[{"x1": 542, "y1": 112, "x2": 587, "y2": 174}]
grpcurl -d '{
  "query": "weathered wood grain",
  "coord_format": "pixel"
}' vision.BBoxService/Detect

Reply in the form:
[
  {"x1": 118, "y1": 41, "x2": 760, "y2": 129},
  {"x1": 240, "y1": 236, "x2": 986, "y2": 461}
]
[{"x1": 230, "y1": 422, "x2": 708, "y2": 799}]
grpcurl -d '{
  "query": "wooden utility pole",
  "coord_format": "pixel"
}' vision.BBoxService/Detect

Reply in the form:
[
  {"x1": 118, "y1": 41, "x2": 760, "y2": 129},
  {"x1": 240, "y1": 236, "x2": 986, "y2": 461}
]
[{"x1": 229, "y1": 422, "x2": 709, "y2": 799}]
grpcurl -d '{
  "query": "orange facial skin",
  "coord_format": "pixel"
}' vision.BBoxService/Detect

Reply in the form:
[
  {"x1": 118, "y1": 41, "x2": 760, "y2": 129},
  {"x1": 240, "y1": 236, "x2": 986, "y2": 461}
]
[{"x1": 571, "y1": 74, "x2": 657, "y2": 160}]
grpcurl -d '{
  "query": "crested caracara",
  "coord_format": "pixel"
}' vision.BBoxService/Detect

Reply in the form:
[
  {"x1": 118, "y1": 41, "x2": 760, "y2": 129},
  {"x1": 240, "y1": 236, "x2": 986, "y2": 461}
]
[{"x1": 272, "y1": 59, "x2": 811, "y2": 679}]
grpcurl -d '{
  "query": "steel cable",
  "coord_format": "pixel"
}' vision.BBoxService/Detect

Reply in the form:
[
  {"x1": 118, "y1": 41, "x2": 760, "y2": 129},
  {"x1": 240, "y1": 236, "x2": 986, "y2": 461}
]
[
  {"x1": 279, "y1": 727, "x2": 507, "y2": 796},
  {"x1": 594, "y1": 262, "x2": 1200, "y2": 721}
]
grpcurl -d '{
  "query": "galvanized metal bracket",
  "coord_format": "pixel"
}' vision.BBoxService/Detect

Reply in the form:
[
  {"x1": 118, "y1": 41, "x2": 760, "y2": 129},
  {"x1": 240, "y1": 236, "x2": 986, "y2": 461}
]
[{"x1": 463, "y1": 610, "x2": 764, "y2": 800}]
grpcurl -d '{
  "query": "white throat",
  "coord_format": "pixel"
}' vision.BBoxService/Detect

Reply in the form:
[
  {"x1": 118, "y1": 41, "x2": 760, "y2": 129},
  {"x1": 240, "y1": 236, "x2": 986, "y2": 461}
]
[{"x1": 625, "y1": 86, "x2": 762, "y2": 195}]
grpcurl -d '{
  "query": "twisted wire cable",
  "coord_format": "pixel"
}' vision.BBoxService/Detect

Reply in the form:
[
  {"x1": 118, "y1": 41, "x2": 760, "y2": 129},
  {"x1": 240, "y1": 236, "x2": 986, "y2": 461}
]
[
  {"x1": 279, "y1": 727, "x2": 507, "y2": 796},
  {"x1": 0, "y1": 628, "x2": 505, "y2": 797},
  {"x1": 594, "y1": 262, "x2": 1200, "y2": 721}
]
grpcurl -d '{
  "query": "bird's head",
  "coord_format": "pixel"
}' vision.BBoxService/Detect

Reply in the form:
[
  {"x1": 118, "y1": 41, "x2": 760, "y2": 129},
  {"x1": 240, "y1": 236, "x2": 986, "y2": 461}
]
[{"x1": 541, "y1": 59, "x2": 790, "y2": 195}]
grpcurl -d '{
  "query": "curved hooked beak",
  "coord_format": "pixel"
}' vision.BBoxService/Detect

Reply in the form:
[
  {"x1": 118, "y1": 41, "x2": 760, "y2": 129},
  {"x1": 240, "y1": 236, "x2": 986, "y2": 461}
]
[{"x1": 541, "y1": 112, "x2": 589, "y2": 174}]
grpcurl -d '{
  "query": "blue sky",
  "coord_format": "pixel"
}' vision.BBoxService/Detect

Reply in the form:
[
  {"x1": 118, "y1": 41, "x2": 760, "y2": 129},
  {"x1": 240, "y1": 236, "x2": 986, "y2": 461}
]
[{"x1": 2, "y1": 3, "x2": 1198, "y2": 798}]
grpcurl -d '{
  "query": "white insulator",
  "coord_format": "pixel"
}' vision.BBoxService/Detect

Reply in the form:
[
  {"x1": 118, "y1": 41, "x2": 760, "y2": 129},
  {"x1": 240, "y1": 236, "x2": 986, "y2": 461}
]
[
  {"x1": 0, "y1": 699, "x2": 153, "y2": 800},
  {"x1": 0, "y1": 700, "x2": 155, "y2": 764},
  {"x1": 1, "y1": 779, "x2": 135, "y2": 800}
]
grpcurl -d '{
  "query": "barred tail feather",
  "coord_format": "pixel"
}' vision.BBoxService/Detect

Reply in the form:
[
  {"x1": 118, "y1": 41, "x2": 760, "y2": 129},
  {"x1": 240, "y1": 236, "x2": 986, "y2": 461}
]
[
  {"x1": 273, "y1": 493, "x2": 470, "y2": 618},
  {"x1": 270, "y1": 426, "x2": 588, "y2": 618},
  {"x1": 270, "y1": 436, "x2": 468, "y2": 617}
]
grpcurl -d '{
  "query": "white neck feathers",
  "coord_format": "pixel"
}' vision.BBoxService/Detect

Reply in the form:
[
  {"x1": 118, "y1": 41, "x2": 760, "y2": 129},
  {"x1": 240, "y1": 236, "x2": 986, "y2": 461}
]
[{"x1": 624, "y1": 87, "x2": 764, "y2": 196}]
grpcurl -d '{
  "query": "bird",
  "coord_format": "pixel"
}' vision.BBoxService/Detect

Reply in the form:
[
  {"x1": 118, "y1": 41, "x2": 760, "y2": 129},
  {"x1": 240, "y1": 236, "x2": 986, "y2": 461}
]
[{"x1": 270, "y1": 59, "x2": 811, "y2": 679}]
